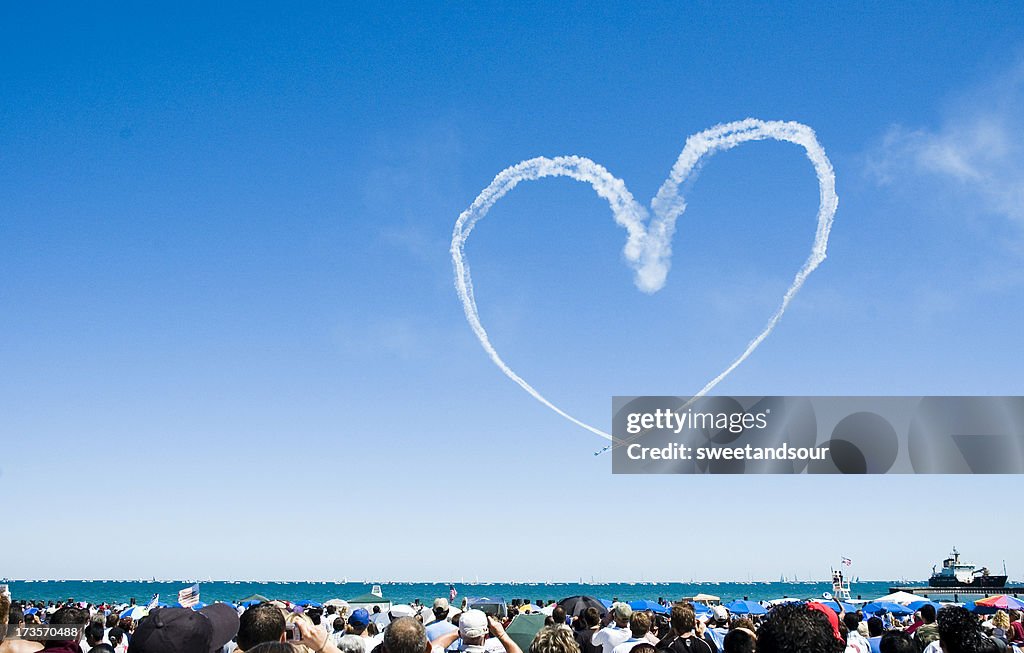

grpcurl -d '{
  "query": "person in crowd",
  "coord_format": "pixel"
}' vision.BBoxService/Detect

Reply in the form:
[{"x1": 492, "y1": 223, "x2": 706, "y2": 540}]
[
  {"x1": 36, "y1": 606, "x2": 89, "y2": 653},
  {"x1": 425, "y1": 602, "x2": 457, "y2": 643},
  {"x1": 529, "y1": 627, "x2": 580, "y2": 653},
  {"x1": 547, "y1": 609, "x2": 571, "y2": 634},
  {"x1": 722, "y1": 628, "x2": 755, "y2": 653},
  {"x1": 3, "y1": 606, "x2": 45, "y2": 653},
  {"x1": 1007, "y1": 611, "x2": 1024, "y2": 644},
  {"x1": 104, "y1": 628, "x2": 126, "y2": 653},
  {"x1": 126, "y1": 604, "x2": 240, "y2": 653},
  {"x1": 706, "y1": 608, "x2": 730, "y2": 653},
  {"x1": 349, "y1": 609, "x2": 380, "y2": 652},
  {"x1": 756, "y1": 603, "x2": 845, "y2": 653},
  {"x1": 612, "y1": 613, "x2": 653, "y2": 653},
  {"x1": 83, "y1": 623, "x2": 107, "y2": 653},
  {"x1": 446, "y1": 611, "x2": 521, "y2": 653},
  {"x1": 237, "y1": 603, "x2": 287, "y2": 652},
  {"x1": 381, "y1": 618, "x2": 430, "y2": 653},
  {"x1": 878, "y1": 632, "x2": 914, "y2": 653},
  {"x1": 936, "y1": 607, "x2": 999, "y2": 653},
  {"x1": 593, "y1": 605, "x2": 633, "y2": 653},
  {"x1": 844, "y1": 613, "x2": 871, "y2": 653},
  {"x1": 655, "y1": 606, "x2": 711, "y2": 653},
  {"x1": 866, "y1": 617, "x2": 884, "y2": 653},
  {"x1": 989, "y1": 612, "x2": 1009, "y2": 643},
  {"x1": 574, "y1": 608, "x2": 604, "y2": 653},
  {"x1": 913, "y1": 605, "x2": 939, "y2": 652}
]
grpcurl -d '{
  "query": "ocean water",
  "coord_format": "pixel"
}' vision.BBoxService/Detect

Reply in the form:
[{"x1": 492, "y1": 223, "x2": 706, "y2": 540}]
[{"x1": 3, "y1": 580, "x2": 911, "y2": 606}]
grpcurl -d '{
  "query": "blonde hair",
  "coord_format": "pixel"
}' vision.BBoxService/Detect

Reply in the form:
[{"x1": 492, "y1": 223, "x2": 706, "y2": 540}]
[
  {"x1": 993, "y1": 610, "x2": 1010, "y2": 630},
  {"x1": 530, "y1": 626, "x2": 581, "y2": 653},
  {"x1": 284, "y1": 612, "x2": 316, "y2": 653}
]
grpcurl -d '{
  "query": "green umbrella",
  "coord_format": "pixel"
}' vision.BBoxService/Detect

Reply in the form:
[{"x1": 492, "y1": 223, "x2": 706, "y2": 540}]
[{"x1": 505, "y1": 614, "x2": 547, "y2": 652}]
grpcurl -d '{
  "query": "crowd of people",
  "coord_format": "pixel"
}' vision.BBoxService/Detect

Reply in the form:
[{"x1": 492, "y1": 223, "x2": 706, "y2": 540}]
[{"x1": 2, "y1": 586, "x2": 1023, "y2": 653}]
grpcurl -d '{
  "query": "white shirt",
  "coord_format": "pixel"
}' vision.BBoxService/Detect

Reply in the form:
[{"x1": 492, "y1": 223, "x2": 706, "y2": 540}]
[
  {"x1": 594, "y1": 625, "x2": 632, "y2": 653},
  {"x1": 612, "y1": 637, "x2": 645, "y2": 653}
]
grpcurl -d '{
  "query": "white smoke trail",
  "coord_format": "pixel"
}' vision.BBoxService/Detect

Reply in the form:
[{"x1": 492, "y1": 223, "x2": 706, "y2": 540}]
[{"x1": 451, "y1": 119, "x2": 838, "y2": 444}]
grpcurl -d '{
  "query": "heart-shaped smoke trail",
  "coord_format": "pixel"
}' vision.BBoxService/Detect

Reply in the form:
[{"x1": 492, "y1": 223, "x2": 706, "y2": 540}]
[{"x1": 451, "y1": 119, "x2": 838, "y2": 444}]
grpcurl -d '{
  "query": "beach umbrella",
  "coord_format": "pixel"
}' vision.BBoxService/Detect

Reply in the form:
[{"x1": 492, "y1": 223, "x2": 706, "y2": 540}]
[
  {"x1": 295, "y1": 600, "x2": 323, "y2": 608},
  {"x1": 966, "y1": 597, "x2": 1024, "y2": 618},
  {"x1": 324, "y1": 599, "x2": 349, "y2": 609},
  {"x1": 505, "y1": 614, "x2": 547, "y2": 653},
  {"x1": 629, "y1": 600, "x2": 670, "y2": 615},
  {"x1": 599, "y1": 600, "x2": 613, "y2": 609},
  {"x1": 862, "y1": 602, "x2": 913, "y2": 616},
  {"x1": 24, "y1": 608, "x2": 39, "y2": 616},
  {"x1": 120, "y1": 606, "x2": 149, "y2": 620},
  {"x1": 873, "y1": 591, "x2": 920, "y2": 605},
  {"x1": 725, "y1": 600, "x2": 767, "y2": 616},
  {"x1": 692, "y1": 603, "x2": 713, "y2": 617},
  {"x1": 238, "y1": 594, "x2": 272, "y2": 605},
  {"x1": 556, "y1": 596, "x2": 608, "y2": 618},
  {"x1": 908, "y1": 601, "x2": 941, "y2": 612},
  {"x1": 174, "y1": 601, "x2": 207, "y2": 610}
]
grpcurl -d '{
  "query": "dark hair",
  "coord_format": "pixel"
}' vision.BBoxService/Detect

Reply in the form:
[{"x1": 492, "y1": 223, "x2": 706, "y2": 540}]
[
  {"x1": 552, "y1": 607, "x2": 567, "y2": 626},
  {"x1": 631, "y1": 645, "x2": 656, "y2": 653},
  {"x1": 9, "y1": 607, "x2": 25, "y2": 625},
  {"x1": 671, "y1": 605, "x2": 696, "y2": 635},
  {"x1": 238, "y1": 603, "x2": 287, "y2": 651},
  {"x1": 373, "y1": 606, "x2": 382, "y2": 613},
  {"x1": 583, "y1": 607, "x2": 601, "y2": 628},
  {"x1": 879, "y1": 631, "x2": 915, "y2": 653},
  {"x1": 629, "y1": 612, "x2": 651, "y2": 638},
  {"x1": 108, "y1": 627, "x2": 126, "y2": 648},
  {"x1": 106, "y1": 613, "x2": 119, "y2": 628},
  {"x1": 85, "y1": 622, "x2": 106, "y2": 645},
  {"x1": 90, "y1": 646, "x2": 116, "y2": 653},
  {"x1": 938, "y1": 606, "x2": 994, "y2": 653},
  {"x1": 50, "y1": 606, "x2": 89, "y2": 626},
  {"x1": 920, "y1": 605, "x2": 937, "y2": 623},
  {"x1": 724, "y1": 629, "x2": 757, "y2": 653},
  {"x1": 383, "y1": 616, "x2": 428, "y2": 653},
  {"x1": 756, "y1": 604, "x2": 844, "y2": 653},
  {"x1": 247, "y1": 644, "x2": 299, "y2": 653},
  {"x1": 867, "y1": 617, "x2": 883, "y2": 637},
  {"x1": 842, "y1": 613, "x2": 861, "y2": 633}
]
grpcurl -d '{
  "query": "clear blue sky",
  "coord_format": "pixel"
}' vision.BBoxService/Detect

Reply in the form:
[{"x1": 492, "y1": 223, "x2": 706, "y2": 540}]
[{"x1": 2, "y1": 3, "x2": 1024, "y2": 582}]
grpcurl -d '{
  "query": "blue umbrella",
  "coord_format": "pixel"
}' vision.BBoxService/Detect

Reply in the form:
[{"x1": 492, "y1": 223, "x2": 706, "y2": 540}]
[
  {"x1": 599, "y1": 600, "x2": 613, "y2": 609},
  {"x1": 908, "y1": 601, "x2": 940, "y2": 612},
  {"x1": 692, "y1": 603, "x2": 713, "y2": 617},
  {"x1": 24, "y1": 607, "x2": 38, "y2": 616},
  {"x1": 175, "y1": 601, "x2": 207, "y2": 610},
  {"x1": 628, "y1": 600, "x2": 669, "y2": 614},
  {"x1": 725, "y1": 600, "x2": 767, "y2": 616},
  {"x1": 862, "y1": 602, "x2": 913, "y2": 616},
  {"x1": 295, "y1": 600, "x2": 323, "y2": 608}
]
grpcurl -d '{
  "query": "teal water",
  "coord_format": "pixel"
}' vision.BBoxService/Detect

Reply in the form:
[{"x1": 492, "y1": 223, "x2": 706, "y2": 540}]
[{"x1": 3, "y1": 580, "x2": 911, "y2": 606}]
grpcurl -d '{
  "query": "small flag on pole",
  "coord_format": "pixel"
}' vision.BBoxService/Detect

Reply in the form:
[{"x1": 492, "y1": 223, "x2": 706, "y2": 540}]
[
  {"x1": 449, "y1": 585, "x2": 458, "y2": 601},
  {"x1": 146, "y1": 594, "x2": 160, "y2": 610},
  {"x1": 841, "y1": 557, "x2": 852, "y2": 567},
  {"x1": 178, "y1": 584, "x2": 200, "y2": 608}
]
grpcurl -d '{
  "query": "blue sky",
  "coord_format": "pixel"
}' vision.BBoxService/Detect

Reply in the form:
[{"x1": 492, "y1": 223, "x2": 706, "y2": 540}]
[{"x1": 2, "y1": 3, "x2": 1024, "y2": 582}]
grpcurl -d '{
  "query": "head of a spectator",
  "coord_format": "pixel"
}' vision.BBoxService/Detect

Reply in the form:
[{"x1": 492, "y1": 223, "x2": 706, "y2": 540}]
[
  {"x1": 920, "y1": 605, "x2": 937, "y2": 625},
  {"x1": 842, "y1": 613, "x2": 861, "y2": 635},
  {"x1": 383, "y1": 616, "x2": 429, "y2": 653},
  {"x1": 9, "y1": 606, "x2": 25, "y2": 627},
  {"x1": 629, "y1": 612, "x2": 651, "y2": 639},
  {"x1": 85, "y1": 622, "x2": 107, "y2": 648},
  {"x1": 712, "y1": 606, "x2": 731, "y2": 628},
  {"x1": 432, "y1": 599, "x2": 451, "y2": 623},
  {"x1": 731, "y1": 619, "x2": 756, "y2": 633},
  {"x1": 867, "y1": 617, "x2": 884, "y2": 638},
  {"x1": 128, "y1": 604, "x2": 240, "y2": 653},
  {"x1": 879, "y1": 631, "x2": 915, "y2": 653},
  {"x1": 630, "y1": 645, "x2": 655, "y2": 653},
  {"x1": 937, "y1": 606, "x2": 993, "y2": 653},
  {"x1": 551, "y1": 607, "x2": 567, "y2": 627},
  {"x1": 459, "y1": 610, "x2": 490, "y2": 647},
  {"x1": 108, "y1": 627, "x2": 127, "y2": 651},
  {"x1": 611, "y1": 603, "x2": 633, "y2": 629},
  {"x1": 992, "y1": 611, "x2": 1010, "y2": 633},
  {"x1": 90, "y1": 646, "x2": 116, "y2": 653},
  {"x1": 349, "y1": 608, "x2": 371, "y2": 635},
  {"x1": 339, "y1": 635, "x2": 368, "y2": 653},
  {"x1": 106, "y1": 613, "x2": 119, "y2": 629},
  {"x1": 45, "y1": 606, "x2": 89, "y2": 648},
  {"x1": 247, "y1": 644, "x2": 298, "y2": 653},
  {"x1": 238, "y1": 603, "x2": 287, "y2": 651},
  {"x1": 671, "y1": 605, "x2": 696, "y2": 636},
  {"x1": 530, "y1": 625, "x2": 582, "y2": 653},
  {"x1": 583, "y1": 608, "x2": 602, "y2": 629},
  {"x1": 724, "y1": 628, "x2": 757, "y2": 653},
  {"x1": 756, "y1": 603, "x2": 845, "y2": 653}
]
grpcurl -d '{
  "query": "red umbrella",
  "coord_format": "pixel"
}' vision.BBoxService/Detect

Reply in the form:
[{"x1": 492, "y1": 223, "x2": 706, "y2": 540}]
[{"x1": 974, "y1": 595, "x2": 1024, "y2": 610}]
